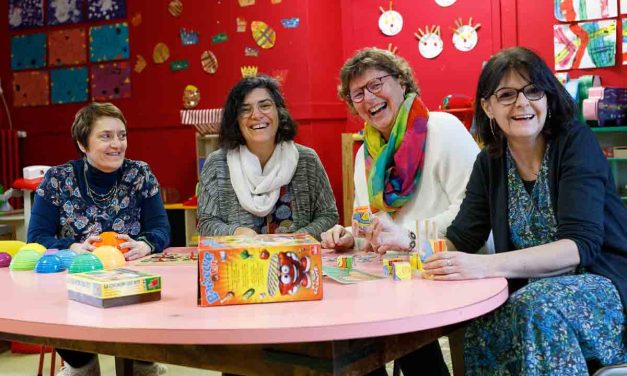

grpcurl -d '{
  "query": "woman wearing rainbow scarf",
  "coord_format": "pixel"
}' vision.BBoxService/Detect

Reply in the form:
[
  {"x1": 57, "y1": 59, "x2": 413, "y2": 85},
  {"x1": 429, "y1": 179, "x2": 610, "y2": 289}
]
[{"x1": 321, "y1": 48, "x2": 479, "y2": 375}]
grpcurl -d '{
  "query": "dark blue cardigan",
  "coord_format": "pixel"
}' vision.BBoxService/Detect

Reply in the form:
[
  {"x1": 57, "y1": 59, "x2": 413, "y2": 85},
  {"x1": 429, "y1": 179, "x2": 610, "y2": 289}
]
[{"x1": 447, "y1": 122, "x2": 627, "y2": 307}]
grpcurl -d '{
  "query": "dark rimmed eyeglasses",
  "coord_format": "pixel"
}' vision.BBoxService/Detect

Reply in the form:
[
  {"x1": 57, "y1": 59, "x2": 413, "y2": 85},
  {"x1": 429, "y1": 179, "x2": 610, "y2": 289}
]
[
  {"x1": 238, "y1": 99, "x2": 276, "y2": 119},
  {"x1": 491, "y1": 84, "x2": 545, "y2": 105},
  {"x1": 349, "y1": 74, "x2": 396, "y2": 103}
]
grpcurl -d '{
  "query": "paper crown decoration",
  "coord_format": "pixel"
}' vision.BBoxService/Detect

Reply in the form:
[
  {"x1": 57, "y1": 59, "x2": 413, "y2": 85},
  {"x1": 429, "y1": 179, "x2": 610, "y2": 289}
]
[
  {"x1": 236, "y1": 18, "x2": 247, "y2": 32},
  {"x1": 238, "y1": 0, "x2": 255, "y2": 6},
  {"x1": 180, "y1": 28, "x2": 199, "y2": 45},
  {"x1": 241, "y1": 65, "x2": 258, "y2": 78}
]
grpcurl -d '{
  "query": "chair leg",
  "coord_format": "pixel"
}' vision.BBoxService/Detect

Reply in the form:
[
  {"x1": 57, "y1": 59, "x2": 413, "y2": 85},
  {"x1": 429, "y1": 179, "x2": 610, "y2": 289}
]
[
  {"x1": 448, "y1": 327, "x2": 466, "y2": 376},
  {"x1": 50, "y1": 348, "x2": 57, "y2": 376},
  {"x1": 37, "y1": 345, "x2": 45, "y2": 376},
  {"x1": 392, "y1": 360, "x2": 400, "y2": 376}
]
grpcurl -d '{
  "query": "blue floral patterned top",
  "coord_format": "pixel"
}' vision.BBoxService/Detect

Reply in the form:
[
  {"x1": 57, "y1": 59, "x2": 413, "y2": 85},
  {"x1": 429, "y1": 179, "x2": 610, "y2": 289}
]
[{"x1": 28, "y1": 159, "x2": 170, "y2": 251}]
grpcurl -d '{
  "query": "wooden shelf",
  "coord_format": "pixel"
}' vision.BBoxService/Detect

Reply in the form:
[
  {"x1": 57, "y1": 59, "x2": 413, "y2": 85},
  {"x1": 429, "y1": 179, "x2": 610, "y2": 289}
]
[{"x1": 590, "y1": 126, "x2": 627, "y2": 133}]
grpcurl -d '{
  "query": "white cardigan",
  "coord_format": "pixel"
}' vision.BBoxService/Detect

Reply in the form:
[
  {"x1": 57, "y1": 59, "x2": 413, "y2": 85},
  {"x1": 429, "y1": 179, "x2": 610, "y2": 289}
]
[{"x1": 353, "y1": 111, "x2": 480, "y2": 237}]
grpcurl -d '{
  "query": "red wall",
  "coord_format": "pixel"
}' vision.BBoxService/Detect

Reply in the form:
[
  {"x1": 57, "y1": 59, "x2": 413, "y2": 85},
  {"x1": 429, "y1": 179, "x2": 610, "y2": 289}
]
[{"x1": 1, "y1": 0, "x2": 625, "y2": 223}]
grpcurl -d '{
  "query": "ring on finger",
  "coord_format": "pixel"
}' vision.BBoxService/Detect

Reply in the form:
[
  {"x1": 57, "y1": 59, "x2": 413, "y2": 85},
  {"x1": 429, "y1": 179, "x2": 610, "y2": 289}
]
[{"x1": 446, "y1": 259, "x2": 452, "y2": 267}]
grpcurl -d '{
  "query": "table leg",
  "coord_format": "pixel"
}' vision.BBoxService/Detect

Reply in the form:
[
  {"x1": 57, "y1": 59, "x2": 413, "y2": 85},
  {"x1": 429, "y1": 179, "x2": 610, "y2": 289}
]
[{"x1": 115, "y1": 357, "x2": 133, "y2": 376}]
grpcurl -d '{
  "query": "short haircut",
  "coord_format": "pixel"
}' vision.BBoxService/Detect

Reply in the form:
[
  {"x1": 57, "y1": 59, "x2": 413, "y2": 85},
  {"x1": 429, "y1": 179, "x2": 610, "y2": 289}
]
[
  {"x1": 71, "y1": 102, "x2": 127, "y2": 156},
  {"x1": 338, "y1": 47, "x2": 420, "y2": 113},
  {"x1": 219, "y1": 75, "x2": 297, "y2": 150},
  {"x1": 475, "y1": 46, "x2": 576, "y2": 155}
]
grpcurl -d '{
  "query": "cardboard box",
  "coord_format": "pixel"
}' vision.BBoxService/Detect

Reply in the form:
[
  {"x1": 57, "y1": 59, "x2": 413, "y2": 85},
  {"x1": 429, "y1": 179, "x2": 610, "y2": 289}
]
[
  {"x1": 67, "y1": 268, "x2": 161, "y2": 308},
  {"x1": 198, "y1": 234, "x2": 323, "y2": 306},
  {"x1": 613, "y1": 146, "x2": 627, "y2": 158}
]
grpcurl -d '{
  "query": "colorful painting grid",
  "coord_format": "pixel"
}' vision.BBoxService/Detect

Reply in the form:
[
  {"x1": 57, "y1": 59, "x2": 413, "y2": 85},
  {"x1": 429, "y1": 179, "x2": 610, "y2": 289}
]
[
  {"x1": 554, "y1": 19, "x2": 617, "y2": 70},
  {"x1": 87, "y1": 0, "x2": 126, "y2": 21},
  {"x1": 48, "y1": 0, "x2": 84, "y2": 25},
  {"x1": 554, "y1": 0, "x2": 618, "y2": 22},
  {"x1": 50, "y1": 67, "x2": 89, "y2": 104},
  {"x1": 12, "y1": 71, "x2": 49, "y2": 107},
  {"x1": 623, "y1": 18, "x2": 627, "y2": 65},
  {"x1": 11, "y1": 33, "x2": 47, "y2": 71},
  {"x1": 8, "y1": 0, "x2": 44, "y2": 30},
  {"x1": 48, "y1": 28, "x2": 87, "y2": 67},
  {"x1": 91, "y1": 62, "x2": 131, "y2": 100},
  {"x1": 89, "y1": 22, "x2": 130, "y2": 62}
]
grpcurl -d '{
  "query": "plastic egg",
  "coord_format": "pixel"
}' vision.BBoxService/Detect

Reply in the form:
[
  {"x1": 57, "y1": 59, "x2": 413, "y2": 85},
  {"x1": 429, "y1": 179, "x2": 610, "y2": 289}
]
[
  {"x1": 0, "y1": 240, "x2": 26, "y2": 256},
  {"x1": 93, "y1": 232, "x2": 127, "y2": 253},
  {"x1": 0, "y1": 252, "x2": 11, "y2": 267},
  {"x1": 69, "y1": 253, "x2": 104, "y2": 274},
  {"x1": 35, "y1": 254, "x2": 65, "y2": 273},
  {"x1": 44, "y1": 248, "x2": 59, "y2": 256},
  {"x1": 9, "y1": 249, "x2": 42, "y2": 271},
  {"x1": 93, "y1": 246, "x2": 126, "y2": 269},
  {"x1": 19, "y1": 243, "x2": 47, "y2": 255},
  {"x1": 56, "y1": 249, "x2": 78, "y2": 270}
]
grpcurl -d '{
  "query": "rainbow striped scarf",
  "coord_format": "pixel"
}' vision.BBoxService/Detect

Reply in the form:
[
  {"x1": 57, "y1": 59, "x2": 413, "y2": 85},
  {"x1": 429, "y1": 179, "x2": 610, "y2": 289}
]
[{"x1": 364, "y1": 93, "x2": 429, "y2": 214}]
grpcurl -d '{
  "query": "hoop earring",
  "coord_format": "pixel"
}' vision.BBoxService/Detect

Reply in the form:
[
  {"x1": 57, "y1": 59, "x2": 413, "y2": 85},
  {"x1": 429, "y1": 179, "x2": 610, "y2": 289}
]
[{"x1": 489, "y1": 118, "x2": 496, "y2": 139}]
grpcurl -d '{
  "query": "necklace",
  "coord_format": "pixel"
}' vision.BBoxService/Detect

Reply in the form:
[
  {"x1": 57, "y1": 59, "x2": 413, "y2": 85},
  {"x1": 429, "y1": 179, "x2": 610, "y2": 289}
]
[{"x1": 83, "y1": 163, "x2": 118, "y2": 209}]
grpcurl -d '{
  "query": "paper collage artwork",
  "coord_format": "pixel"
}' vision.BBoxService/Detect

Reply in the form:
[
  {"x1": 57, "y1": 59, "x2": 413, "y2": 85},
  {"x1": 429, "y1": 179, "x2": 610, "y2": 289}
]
[
  {"x1": 9, "y1": 0, "x2": 44, "y2": 29},
  {"x1": 554, "y1": 19, "x2": 617, "y2": 70},
  {"x1": 48, "y1": 0, "x2": 83, "y2": 26},
  {"x1": 623, "y1": 18, "x2": 627, "y2": 65},
  {"x1": 50, "y1": 66, "x2": 88, "y2": 104},
  {"x1": 13, "y1": 71, "x2": 49, "y2": 107},
  {"x1": 554, "y1": 0, "x2": 617, "y2": 22},
  {"x1": 48, "y1": 28, "x2": 87, "y2": 66},
  {"x1": 622, "y1": 0, "x2": 627, "y2": 14},
  {"x1": 89, "y1": 22, "x2": 130, "y2": 62},
  {"x1": 91, "y1": 62, "x2": 131, "y2": 100},
  {"x1": 11, "y1": 33, "x2": 47, "y2": 71},
  {"x1": 88, "y1": 0, "x2": 126, "y2": 21}
]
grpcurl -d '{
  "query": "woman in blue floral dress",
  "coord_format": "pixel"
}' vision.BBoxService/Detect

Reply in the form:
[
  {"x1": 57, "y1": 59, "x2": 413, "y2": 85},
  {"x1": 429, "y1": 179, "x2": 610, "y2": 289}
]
[
  {"x1": 432, "y1": 47, "x2": 626, "y2": 374},
  {"x1": 28, "y1": 102, "x2": 170, "y2": 376}
]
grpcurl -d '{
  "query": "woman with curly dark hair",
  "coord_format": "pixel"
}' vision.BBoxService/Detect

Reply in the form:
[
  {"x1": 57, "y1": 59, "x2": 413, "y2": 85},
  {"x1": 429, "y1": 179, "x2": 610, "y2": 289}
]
[{"x1": 197, "y1": 75, "x2": 338, "y2": 239}]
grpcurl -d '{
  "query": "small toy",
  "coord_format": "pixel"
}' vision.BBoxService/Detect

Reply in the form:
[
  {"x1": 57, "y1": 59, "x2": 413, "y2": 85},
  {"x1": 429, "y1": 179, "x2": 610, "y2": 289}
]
[
  {"x1": 93, "y1": 231, "x2": 126, "y2": 252},
  {"x1": 278, "y1": 252, "x2": 312, "y2": 295},
  {"x1": 56, "y1": 249, "x2": 78, "y2": 269},
  {"x1": 409, "y1": 253, "x2": 422, "y2": 271},
  {"x1": 35, "y1": 254, "x2": 65, "y2": 273},
  {"x1": 69, "y1": 253, "x2": 104, "y2": 274},
  {"x1": 93, "y1": 246, "x2": 126, "y2": 269},
  {"x1": 9, "y1": 250, "x2": 41, "y2": 271},
  {"x1": 392, "y1": 261, "x2": 411, "y2": 281},
  {"x1": 337, "y1": 255, "x2": 353, "y2": 269},
  {"x1": 429, "y1": 239, "x2": 447, "y2": 253},
  {"x1": 0, "y1": 252, "x2": 12, "y2": 268},
  {"x1": 18, "y1": 242, "x2": 46, "y2": 255},
  {"x1": 0, "y1": 240, "x2": 26, "y2": 257},
  {"x1": 352, "y1": 206, "x2": 372, "y2": 237}
]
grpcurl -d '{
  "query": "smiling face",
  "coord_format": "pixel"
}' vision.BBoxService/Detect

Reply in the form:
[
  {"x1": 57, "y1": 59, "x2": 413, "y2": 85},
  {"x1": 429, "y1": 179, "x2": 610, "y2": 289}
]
[
  {"x1": 418, "y1": 32, "x2": 444, "y2": 59},
  {"x1": 78, "y1": 116, "x2": 127, "y2": 173},
  {"x1": 481, "y1": 69, "x2": 548, "y2": 144},
  {"x1": 237, "y1": 87, "x2": 279, "y2": 149},
  {"x1": 349, "y1": 68, "x2": 405, "y2": 140}
]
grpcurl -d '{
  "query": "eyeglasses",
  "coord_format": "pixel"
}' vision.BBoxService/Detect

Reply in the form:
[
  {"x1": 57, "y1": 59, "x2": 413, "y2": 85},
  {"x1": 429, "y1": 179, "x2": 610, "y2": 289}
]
[
  {"x1": 492, "y1": 84, "x2": 545, "y2": 105},
  {"x1": 238, "y1": 99, "x2": 275, "y2": 119},
  {"x1": 349, "y1": 74, "x2": 395, "y2": 103}
]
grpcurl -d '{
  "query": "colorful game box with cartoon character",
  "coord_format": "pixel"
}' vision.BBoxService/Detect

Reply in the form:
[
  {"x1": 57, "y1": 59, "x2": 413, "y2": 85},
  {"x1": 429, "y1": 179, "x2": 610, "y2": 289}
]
[{"x1": 197, "y1": 233, "x2": 323, "y2": 307}]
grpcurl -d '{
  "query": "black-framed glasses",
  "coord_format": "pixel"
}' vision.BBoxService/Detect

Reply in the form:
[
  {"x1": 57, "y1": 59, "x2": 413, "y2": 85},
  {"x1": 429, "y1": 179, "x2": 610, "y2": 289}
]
[
  {"x1": 238, "y1": 99, "x2": 276, "y2": 119},
  {"x1": 492, "y1": 84, "x2": 545, "y2": 105},
  {"x1": 349, "y1": 74, "x2": 395, "y2": 103}
]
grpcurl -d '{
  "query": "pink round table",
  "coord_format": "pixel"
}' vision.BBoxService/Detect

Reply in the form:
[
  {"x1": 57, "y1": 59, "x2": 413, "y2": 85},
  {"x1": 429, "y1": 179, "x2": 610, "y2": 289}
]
[{"x1": 0, "y1": 247, "x2": 508, "y2": 375}]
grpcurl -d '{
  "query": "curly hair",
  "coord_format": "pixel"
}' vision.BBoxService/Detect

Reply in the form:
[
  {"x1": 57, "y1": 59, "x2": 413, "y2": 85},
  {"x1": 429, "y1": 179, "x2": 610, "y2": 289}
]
[
  {"x1": 71, "y1": 102, "x2": 127, "y2": 156},
  {"x1": 219, "y1": 75, "x2": 297, "y2": 150},
  {"x1": 338, "y1": 47, "x2": 420, "y2": 113},
  {"x1": 475, "y1": 47, "x2": 576, "y2": 156}
]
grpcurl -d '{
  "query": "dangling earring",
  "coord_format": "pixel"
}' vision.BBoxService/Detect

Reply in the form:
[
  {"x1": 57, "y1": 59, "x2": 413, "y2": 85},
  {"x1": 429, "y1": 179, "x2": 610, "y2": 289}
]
[
  {"x1": 489, "y1": 118, "x2": 496, "y2": 139},
  {"x1": 548, "y1": 109, "x2": 552, "y2": 119}
]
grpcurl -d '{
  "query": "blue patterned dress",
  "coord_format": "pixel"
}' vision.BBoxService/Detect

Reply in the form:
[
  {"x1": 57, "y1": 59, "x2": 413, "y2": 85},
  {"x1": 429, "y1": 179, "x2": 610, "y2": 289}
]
[{"x1": 463, "y1": 146, "x2": 627, "y2": 375}]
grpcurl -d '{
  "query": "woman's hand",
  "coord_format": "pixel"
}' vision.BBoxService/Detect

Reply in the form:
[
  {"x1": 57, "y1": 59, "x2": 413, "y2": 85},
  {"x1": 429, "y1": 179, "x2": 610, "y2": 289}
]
[
  {"x1": 234, "y1": 227, "x2": 257, "y2": 236},
  {"x1": 320, "y1": 224, "x2": 355, "y2": 250},
  {"x1": 367, "y1": 215, "x2": 412, "y2": 255},
  {"x1": 69, "y1": 235, "x2": 100, "y2": 253},
  {"x1": 117, "y1": 234, "x2": 152, "y2": 261},
  {"x1": 422, "y1": 251, "x2": 491, "y2": 280}
]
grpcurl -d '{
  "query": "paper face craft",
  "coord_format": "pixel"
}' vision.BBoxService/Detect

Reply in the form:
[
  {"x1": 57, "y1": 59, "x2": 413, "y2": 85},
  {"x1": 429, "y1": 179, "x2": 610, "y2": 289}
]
[
  {"x1": 415, "y1": 25, "x2": 443, "y2": 59},
  {"x1": 451, "y1": 17, "x2": 481, "y2": 52},
  {"x1": 378, "y1": 7, "x2": 403, "y2": 36}
]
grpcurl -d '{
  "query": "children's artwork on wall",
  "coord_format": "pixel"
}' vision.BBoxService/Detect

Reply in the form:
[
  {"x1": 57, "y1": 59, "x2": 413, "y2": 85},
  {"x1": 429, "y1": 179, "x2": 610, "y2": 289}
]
[
  {"x1": 272, "y1": 69, "x2": 288, "y2": 85},
  {"x1": 12, "y1": 71, "x2": 49, "y2": 107},
  {"x1": 281, "y1": 18, "x2": 300, "y2": 28},
  {"x1": 387, "y1": 43, "x2": 398, "y2": 54},
  {"x1": 622, "y1": 18, "x2": 626, "y2": 64},
  {"x1": 415, "y1": 25, "x2": 443, "y2": 59},
  {"x1": 378, "y1": 4, "x2": 403, "y2": 36},
  {"x1": 89, "y1": 23, "x2": 129, "y2": 62},
  {"x1": 91, "y1": 62, "x2": 131, "y2": 100},
  {"x1": 622, "y1": 0, "x2": 627, "y2": 14},
  {"x1": 271, "y1": 0, "x2": 282, "y2": 4},
  {"x1": 9, "y1": 0, "x2": 43, "y2": 30},
  {"x1": 11, "y1": 33, "x2": 47, "y2": 71},
  {"x1": 245, "y1": 47, "x2": 259, "y2": 56},
  {"x1": 88, "y1": 0, "x2": 126, "y2": 21},
  {"x1": 168, "y1": 0, "x2": 183, "y2": 17},
  {"x1": 237, "y1": 17, "x2": 247, "y2": 32},
  {"x1": 435, "y1": 0, "x2": 456, "y2": 6},
  {"x1": 251, "y1": 21, "x2": 276, "y2": 49},
  {"x1": 554, "y1": 19, "x2": 617, "y2": 70},
  {"x1": 170, "y1": 60, "x2": 189, "y2": 71},
  {"x1": 50, "y1": 66, "x2": 88, "y2": 104},
  {"x1": 180, "y1": 28, "x2": 199, "y2": 45},
  {"x1": 49, "y1": 28, "x2": 86, "y2": 66},
  {"x1": 131, "y1": 12, "x2": 142, "y2": 26},
  {"x1": 239, "y1": 0, "x2": 255, "y2": 7},
  {"x1": 554, "y1": 0, "x2": 617, "y2": 22},
  {"x1": 48, "y1": 0, "x2": 83, "y2": 26},
  {"x1": 134, "y1": 54, "x2": 146, "y2": 72},
  {"x1": 153, "y1": 43, "x2": 170, "y2": 63},
  {"x1": 212, "y1": 33, "x2": 228, "y2": 44},
  {"x1": 182, "y1": 85, "x2": 200, "y2": 109},
  {"x1": 241, "y1": 65, "x2": 258, "y2": 78},
  {"x1": 201, "y1": 50, "x2": 218, "y2": 74},
  {"x1": 451, "y1": 17, "x2": 481, "y2": 52}
]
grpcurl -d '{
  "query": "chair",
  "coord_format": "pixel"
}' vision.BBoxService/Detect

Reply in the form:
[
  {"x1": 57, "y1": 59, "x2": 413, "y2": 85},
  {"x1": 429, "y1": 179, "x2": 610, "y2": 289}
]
[
  {"x1": 439, "y1": 94, "x2": 474, "y2": 132},
  {"x1": 37, "y1": 346, "x2": 63, "y2": 376}
]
